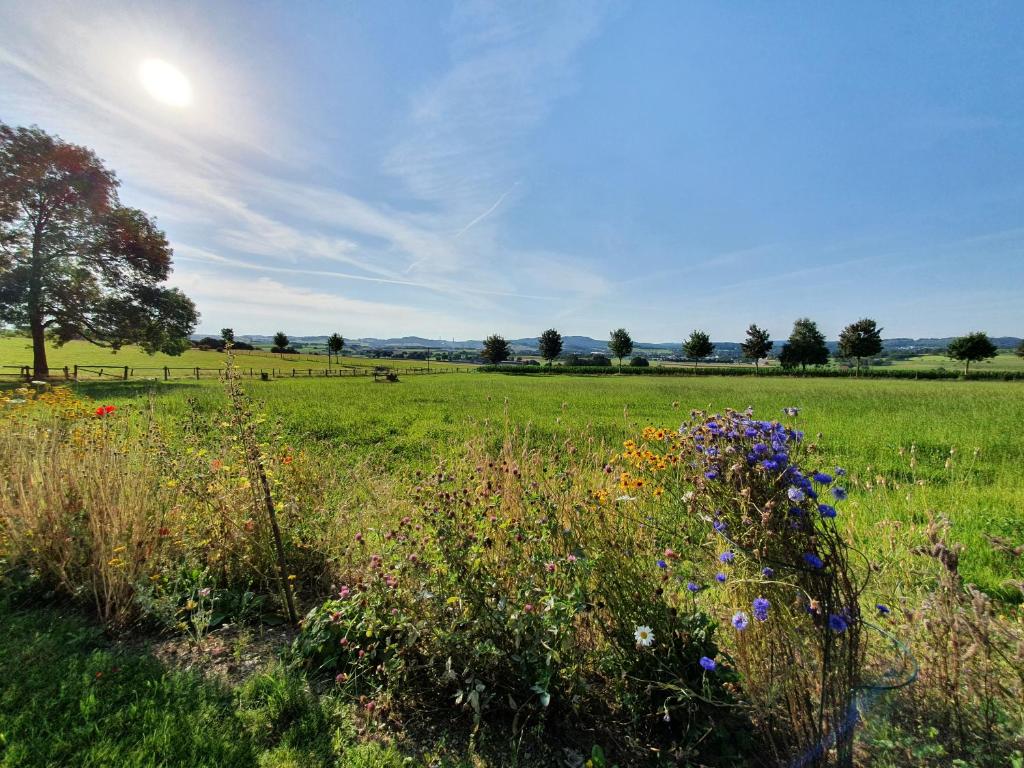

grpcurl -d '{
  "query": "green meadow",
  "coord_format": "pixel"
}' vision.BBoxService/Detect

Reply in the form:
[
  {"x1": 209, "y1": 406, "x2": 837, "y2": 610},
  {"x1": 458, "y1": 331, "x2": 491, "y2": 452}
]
[
  {"x1": 71, "y1": 370, "x2": 1024, "y2": 598},
  {"x1": 0, "y1": 337, "x2": 471, "y2": 376}
]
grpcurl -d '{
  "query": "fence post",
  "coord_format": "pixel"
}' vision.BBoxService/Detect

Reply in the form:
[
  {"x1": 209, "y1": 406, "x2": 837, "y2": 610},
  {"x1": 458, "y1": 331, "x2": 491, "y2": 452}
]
[
  {"x1": 63, "y1": 366, "x2": 69, "y2": 380},
  {"x1": 308, "y1": 368, "x2": 311, "y2": 377},
  {"x1": 73, "y1": 364, "x2": 79, "y2": 382},
  {"x1": 195, "y1": 367, "x2": 200, "y2": 380},
  {"x1": 22, "y1": 366, "x2": 30, "y2": 382},
  {"x1": 123, "y1": 365, "x2": 129, "y2": 381},
  {"x1": 292, "y1": 368, "x2": 295, "y2": 377},
  {"x1": 164, "y1": 366, "x2": 169, "y2": 381}
]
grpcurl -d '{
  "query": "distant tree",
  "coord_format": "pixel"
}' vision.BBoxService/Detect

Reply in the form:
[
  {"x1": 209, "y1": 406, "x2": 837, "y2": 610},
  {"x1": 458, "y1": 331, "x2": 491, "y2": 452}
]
[
  {"x1": 564, "y1": 353, "x2": 582, "y2": 367},
  {"x1": 538, "y1": 328, "x2": 563, "y2": 366},
  {"x1": 327, "y1": 332, "x2": 344, "y2": 367},
  {"x1": 194, "y1": 336, "x2": 223, "y2": 350},
  {"x1": 837, "y1": 318, "x2": 883, "y2": 374},
  {"x1": 0, "y1": 122, "x2": 198, "y2": 378},
  {"x1": 740, "y1": 324, "x2": 773, "y2": 371},
  {"x1": 682, "y1": 330, "x2": 714, "y2": 369},
  {"x1": 590, "y1": 354, "x2": 612, "y2": 367},
  {"x1": 783, "y1": 318, "x2": 830, "y2": 372},
  {"x1": 272, "y1": 331, "x2": 289, "y2": 356},
  {"x1": 947, "y1": 331, "x2": 998, "y2": 375},
  {"x1": 221, "y1": 328, "x2": 235, "y2": 345},
  {"x1": 481, "y1": 334, "x2": 511, "y2": 365},
  {"x1": 608, "y1": 328, "x2": 633, "y2": 369},
  {"x1": 629, "y1": 355, "x2": 649, "y2": 367},
  {"x1": 1016, "y1": 339, "x2": 1024, "y2": 358}
]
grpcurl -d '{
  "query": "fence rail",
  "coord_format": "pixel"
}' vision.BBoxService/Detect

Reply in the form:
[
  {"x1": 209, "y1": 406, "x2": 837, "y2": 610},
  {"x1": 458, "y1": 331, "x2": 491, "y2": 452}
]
[{"x1": 0, "y1": 364, "x2": 470, "y2": 383}]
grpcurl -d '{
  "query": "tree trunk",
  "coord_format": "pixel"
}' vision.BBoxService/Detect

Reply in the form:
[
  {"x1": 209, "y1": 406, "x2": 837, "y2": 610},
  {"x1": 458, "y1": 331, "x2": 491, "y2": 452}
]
[
  {"x1": 29, "y1": 224, "x2": 49, "y2": 379},
  {"x1": 964, "y1": 360, "x2": 970, "y2": 375},
  {"x1": 31, "y1": 315, "x2": 48, "y2": 379}
]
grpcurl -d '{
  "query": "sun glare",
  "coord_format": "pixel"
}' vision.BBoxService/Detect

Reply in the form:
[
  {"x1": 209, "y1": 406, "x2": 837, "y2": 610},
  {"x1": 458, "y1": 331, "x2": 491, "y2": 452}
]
[{"x1": 138, "y1": 58, "x2": 192, "y2": 107}]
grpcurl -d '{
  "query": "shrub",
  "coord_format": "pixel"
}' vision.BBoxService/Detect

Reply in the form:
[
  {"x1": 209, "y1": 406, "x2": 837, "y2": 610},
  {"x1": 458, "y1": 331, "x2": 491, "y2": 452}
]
[
  {"x1": 629, "y1": 356, "x2": 649, "y2": 367},
  {"x1": 293, "y1": 436, "x2": 741, "y2": 761},
  {"x1": 612, "y1": 411, "x2": 867, "y2": 766}
]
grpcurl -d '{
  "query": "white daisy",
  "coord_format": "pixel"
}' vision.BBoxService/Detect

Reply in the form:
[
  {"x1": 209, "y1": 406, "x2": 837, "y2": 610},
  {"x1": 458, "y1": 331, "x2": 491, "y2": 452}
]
[{"x1": 634, "y1": 625, "x2": 655, "y2": 647}]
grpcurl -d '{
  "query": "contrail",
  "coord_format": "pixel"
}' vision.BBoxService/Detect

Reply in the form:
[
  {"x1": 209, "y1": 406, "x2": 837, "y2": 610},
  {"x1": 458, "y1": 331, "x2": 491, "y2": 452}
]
[{"x1": 454, "y1": 181, "x2": 520, "y2": 238}]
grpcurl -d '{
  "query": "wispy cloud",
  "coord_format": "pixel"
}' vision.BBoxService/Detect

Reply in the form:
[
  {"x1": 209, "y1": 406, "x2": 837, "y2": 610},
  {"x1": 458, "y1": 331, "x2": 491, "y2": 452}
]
[{"x1": 0, "y1": 0, "x2": 612, "y2": 335}]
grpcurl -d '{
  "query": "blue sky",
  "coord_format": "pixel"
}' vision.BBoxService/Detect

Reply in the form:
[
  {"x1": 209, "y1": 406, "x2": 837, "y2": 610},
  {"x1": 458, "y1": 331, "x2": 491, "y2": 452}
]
[{"x1": 1, "y1": 0, "x2": 1022, "y2": 340}]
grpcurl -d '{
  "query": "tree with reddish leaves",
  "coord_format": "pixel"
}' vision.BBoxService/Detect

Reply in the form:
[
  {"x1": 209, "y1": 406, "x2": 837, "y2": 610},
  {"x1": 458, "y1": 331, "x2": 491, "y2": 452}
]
[{"x1": 0, "y1": 123, "x2": 197, "y2": 378}]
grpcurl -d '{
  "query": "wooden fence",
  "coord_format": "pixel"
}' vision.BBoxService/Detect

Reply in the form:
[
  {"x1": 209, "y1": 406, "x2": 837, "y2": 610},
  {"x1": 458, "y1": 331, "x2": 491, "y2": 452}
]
[{"x1": 0, "y1": 364, "x2": 471, "y2": 383}]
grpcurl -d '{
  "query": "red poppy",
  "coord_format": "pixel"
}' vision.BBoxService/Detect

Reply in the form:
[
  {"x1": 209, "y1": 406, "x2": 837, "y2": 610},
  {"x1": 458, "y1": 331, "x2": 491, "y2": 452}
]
[{"x1": 104, "y1": 405, "x2": 116, "y2": 414}]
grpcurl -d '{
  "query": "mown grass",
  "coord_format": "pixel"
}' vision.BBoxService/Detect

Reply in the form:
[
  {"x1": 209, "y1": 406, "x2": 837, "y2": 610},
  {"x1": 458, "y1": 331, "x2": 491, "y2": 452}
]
[
  {"x1": 885, "y1": 350, "x2": 1024, "y2": 372},
  {"x1": 71, "y1": 372, "x2": 1024, "y2": 598},
  {"x1": 0, "y1": 594, "x2": 416, "y2": 768},
  {"x1": 0, "y1": 337, "x2": 472, "y2": 376}
]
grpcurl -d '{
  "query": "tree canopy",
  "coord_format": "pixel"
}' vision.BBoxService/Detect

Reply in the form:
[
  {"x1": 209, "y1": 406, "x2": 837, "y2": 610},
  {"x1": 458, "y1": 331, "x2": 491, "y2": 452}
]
[
  {"x1": 947, "y1": 332, "x2": 998, "y2": 374},
  {"x1": 608, "y1": 328, "x2": 633, "y2": 368},
  {"x1": 0, "y1": 122, "x2": 198, "y2": 377},
  {"x1": 740, "y1": 324, "x2": 773, "y2": 370},
  {"x1": 221, "y1": 328, "x2": 235, "y2": 344},
  {"x1": 538, "y1": 328, "x2": 563, "y2": 365},
  {"x1": 682, "y1": 330, "x2": 714, "y2": 367},
  {"x1": 272, "y1": 331, "x2": 290, "y2": 352},
  {"x1": 779, "y1": 318, "x2": 829, "y2": 371},
  {"x1": 327, "y1": 333, "x2": 344, "y2": 355},
  {"x1": 837, "y1": 318, "x2": 883, "y2": 373},
  {"x1": 481, "y1": 334, "x2": 511, "y2": 364}
]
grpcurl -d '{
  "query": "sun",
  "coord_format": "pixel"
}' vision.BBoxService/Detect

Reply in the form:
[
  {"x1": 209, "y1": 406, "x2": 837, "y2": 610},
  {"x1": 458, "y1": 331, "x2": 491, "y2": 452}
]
[{"x1": 139, "y1": 58, "x2": 192, "y2": 108}]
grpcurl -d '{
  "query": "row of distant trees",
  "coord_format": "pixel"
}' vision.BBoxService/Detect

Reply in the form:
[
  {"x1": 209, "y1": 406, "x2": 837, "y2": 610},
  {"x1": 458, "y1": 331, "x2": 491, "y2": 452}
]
[{"x1": 482, "y1": 320, "x2": 1010, "y2": 375}]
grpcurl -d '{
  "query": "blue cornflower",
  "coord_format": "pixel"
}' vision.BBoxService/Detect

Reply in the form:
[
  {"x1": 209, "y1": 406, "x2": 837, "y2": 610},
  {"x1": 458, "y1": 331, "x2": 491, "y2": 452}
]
[
  {"x1": 876, "y1": 604, "x2": 890, "y2": 615},
  {"x1": 713, "y1": 519, "x2": 727, "y2": 534},
  {"x1": 789, "y1": 506, "x2": 803, "y2": 516},
  {"x1": 835, "y1": 467, "x2": 846, "y2": 476},
  {"x1": 686, "y1": 581, "x2": 702, "y2": 593},
  {"x1": 803, "y1": 553, "x2": 824, "y2": 570},
  {"x1": 761, "y1": 567, "x2": 775, "y2": 578},
  {"x1": 732, "y1": 611, "x2": 750, "y2": 631},
  {"x1": 818, "y1": 504, "x2": 837, "y2": 519},
  {"x1": 744, "y1": 427, "x2": 757, "y2": 438},
  {"x1": 657, "y1": 559, "x2": 668, "y2": 569},
  {"x1": 715, "y1": 572, "x2": 727, "y2": 583},
  {"x1": 831, "y1": 487, "x2": 848, "y2": 501},
  {"x1": 719, "y1": 551, "x2": 735, "y2": 564},
  {"x1": 761, "y1": 459, "x2": 779, "y2": 471},
  {"x1": 787, "y1": 487, "x2": 805, "y2": 503},
  {"x1": 699, "y1": 656, "x2": 717, "y2": 671},
  {"x1": 783, "y1": 407, "x2": 800, "y2": 417},
  {"x1": 705, "y1": 470, "x2": 720, "y2": 481},
  {"x1": 828, "y1": 614, "x2": 849, "y2": 633},
  {"x1": 812, "y1": 472, "x2": 833, "y2": 485},
  {"x1": 752, "y1": 597, "x2": 770, "y2": 622}
]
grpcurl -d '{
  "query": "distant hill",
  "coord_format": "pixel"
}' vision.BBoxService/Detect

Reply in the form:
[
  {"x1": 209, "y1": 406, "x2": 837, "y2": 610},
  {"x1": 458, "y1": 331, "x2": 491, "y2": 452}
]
[{"x1": 193, "y1": 334, "x2": 1022, "y2": 354}]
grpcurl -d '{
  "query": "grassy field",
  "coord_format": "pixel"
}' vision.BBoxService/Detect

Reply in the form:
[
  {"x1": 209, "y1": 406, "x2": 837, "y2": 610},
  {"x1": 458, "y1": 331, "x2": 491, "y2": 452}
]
[
  {"x1": 0, "y1": 337, "x2": 474, "y2": 376},
  {"x1": 72, "y1": 372, "x2": 1024, "y2": 598},
  {"x1": 885, "y1": 350, "x2": 1024, "y2": 372},
  {"x1": 5, "y1": 364, "x2": 1024, "y2": 765}
]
